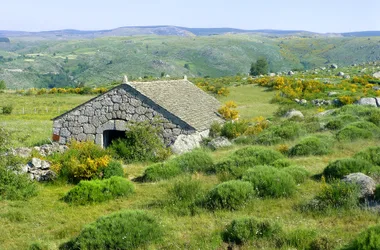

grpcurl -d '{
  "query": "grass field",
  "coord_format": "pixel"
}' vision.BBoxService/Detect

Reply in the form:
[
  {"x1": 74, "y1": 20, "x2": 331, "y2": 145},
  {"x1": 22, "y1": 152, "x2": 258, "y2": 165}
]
[{"x1": 1, "y1": 79, "x2": 380, "y2": 249}]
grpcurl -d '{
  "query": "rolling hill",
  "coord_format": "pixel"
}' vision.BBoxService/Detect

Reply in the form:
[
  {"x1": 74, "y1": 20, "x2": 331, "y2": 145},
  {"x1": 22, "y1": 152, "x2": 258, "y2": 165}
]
[{"x1": 0, "y1": 27, "x2": 379, "y2": 89}]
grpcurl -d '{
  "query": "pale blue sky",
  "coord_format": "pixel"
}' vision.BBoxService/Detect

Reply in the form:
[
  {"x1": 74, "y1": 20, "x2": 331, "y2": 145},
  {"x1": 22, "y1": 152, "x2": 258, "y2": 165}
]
[{"x1": 1, "y1": 0, "x2": 379, "y2": 33}]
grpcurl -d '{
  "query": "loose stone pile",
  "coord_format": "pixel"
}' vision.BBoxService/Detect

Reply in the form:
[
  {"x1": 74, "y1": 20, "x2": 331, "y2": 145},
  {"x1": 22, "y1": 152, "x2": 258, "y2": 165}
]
[{"x1": 22, "y1": 158, "x2": 56, "y2": 181}]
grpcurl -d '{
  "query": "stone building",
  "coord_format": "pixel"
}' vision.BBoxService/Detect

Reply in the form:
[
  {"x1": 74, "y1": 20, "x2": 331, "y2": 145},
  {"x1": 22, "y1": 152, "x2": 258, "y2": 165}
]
[{"x1": 52, "y1": 76, "x2": 224, "y2": 153}]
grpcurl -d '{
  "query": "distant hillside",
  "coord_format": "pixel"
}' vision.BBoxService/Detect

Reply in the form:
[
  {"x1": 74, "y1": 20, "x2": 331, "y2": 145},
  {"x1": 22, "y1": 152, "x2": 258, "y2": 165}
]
[
  {"x1": 0, "y1": 34, "x2": 379, "y2": 89},
  {"x1": 1, "y1": 26, "x2": 380, "y2": 39}
]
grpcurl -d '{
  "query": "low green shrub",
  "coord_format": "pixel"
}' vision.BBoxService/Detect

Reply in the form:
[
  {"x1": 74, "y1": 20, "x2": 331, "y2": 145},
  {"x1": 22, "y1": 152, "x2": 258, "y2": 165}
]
[
  {"x1": 336, "y1": 105, "x2": 375, "y2": 118},
  {"x1": 63, "y1": 176, "x2": 134, "y2": 205},
  {"x1": 204, "y1": 180, "x2": 254, "y2": 210},
  {"x1": 283, "y1": 228, "x2": 317, "y2": 249},
  {"x1": 209, "y1": 121, "x2": 222, "y2": 138},
  {"x1": 210, "y1": 147, "x2": 285, "y2": 180},
  {"x1": 142, "y1": 162, "x2": 181, "y2": 182},
  {"x1": 172, "y1": 150, "x2": 213, "y2": 173},
  {"x1": 337, "y1": 126, "x2": 369, "y2": 142},
  {"x1": 289, "y1": 136, "x2": 332, "y2": 157},
  {"x1": 167, "y1": 176, "x2": 205, "y2": 215},
  {"x1": 0, "y1": 165, "x2": 38, "y2": 200},
  {"x1": 301, "y1": 181, "x2": 359, "y2": 212},
  {"x1": 368, "y1": 109, "x2": 380, "y2": 126},
  {"x1": 2, "y1": 105, "x2": 13, "y2": 115},
  {"x1": 343, "y1": 224, "x2": 380, "y2": 250},
  {"x1": 168, "y1": 176, "x2": 204, "y2": 203},
  {"x1": 323, "y1": 158, "x2": 376, "y2": 179},
  {"x1": 255, "y1": 121, "x2": 304, "y2": 145},
  {"x1": 221, "y1": 120, "x2": 249, "y2": 139},
  {"x1": 100, "y1": 160, "x2": 124, "y2": 179},
  {"x1": 325, "y1": 119, "x2": 343, "y2": 130},
  {"x1": 232, "y1": 146, "x2": 284, "y2": 163},
  {"x1": 242, "y1": 166, "x2": 296, "y2": 198},
  {"x1": 108, "y1": 121, "x2": 170, "y2": 163},
  {"x1": 62, "y1": 210, "x2": 162, "y2": 249},
  {"x1": 271, "y1": 158, "x2": 292, "y2": 168},
  {"x1": 282, "y1": 166, "x2": 310, "y2": 184},
  {"x1": 354, "y1": 146, "x2": 380, "y2": 166},
  {"x1": 222, "y1": 217, "x2": 281, "y2": 245}
]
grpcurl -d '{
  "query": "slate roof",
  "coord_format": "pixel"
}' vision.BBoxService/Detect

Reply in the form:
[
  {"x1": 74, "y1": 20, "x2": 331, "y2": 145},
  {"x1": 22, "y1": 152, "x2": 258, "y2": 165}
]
[{"x1": 127, "y1": 79, "x2": 224, "y2": 131}]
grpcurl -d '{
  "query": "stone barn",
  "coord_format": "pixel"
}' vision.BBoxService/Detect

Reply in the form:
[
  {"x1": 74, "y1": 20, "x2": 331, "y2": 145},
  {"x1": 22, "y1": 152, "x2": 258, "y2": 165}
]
[{"x1": 52, "y1": 76, "x2": 224, "y2": 153}]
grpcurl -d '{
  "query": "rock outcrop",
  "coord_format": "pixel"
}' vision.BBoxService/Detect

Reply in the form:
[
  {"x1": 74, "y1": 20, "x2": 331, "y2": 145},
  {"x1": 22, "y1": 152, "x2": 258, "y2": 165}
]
[{"x1": 342, "y1": 173, "x2": 376, "y2": 199}]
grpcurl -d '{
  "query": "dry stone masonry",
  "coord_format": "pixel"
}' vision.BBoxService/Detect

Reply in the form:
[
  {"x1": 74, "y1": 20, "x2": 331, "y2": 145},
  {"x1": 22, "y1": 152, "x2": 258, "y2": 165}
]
[{"x1": 52, "y1": 78, "x2": 223, "y2": 153}]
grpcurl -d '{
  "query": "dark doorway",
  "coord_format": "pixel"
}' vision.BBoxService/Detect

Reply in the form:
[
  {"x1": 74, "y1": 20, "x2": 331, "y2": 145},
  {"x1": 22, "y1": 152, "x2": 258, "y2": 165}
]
[{"x1": 103, "y1": 130, "x2": 126, "y2": 148}]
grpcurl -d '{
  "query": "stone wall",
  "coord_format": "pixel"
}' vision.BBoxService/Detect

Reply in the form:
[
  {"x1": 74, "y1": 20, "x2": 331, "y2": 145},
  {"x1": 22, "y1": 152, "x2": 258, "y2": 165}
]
[{"x1": 52, "y1": 84, "x2": 196, "y2": 147}]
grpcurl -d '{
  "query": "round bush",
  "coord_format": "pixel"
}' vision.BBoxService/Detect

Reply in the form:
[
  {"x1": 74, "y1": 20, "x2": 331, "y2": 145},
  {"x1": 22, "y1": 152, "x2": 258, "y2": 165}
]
[
  {"x1": 302, "y1": 181, "x2": 359, "y2": 212},
  {"x1": 271, "y1": 158, "x2": 292, "y2": 168},
  {"x1": 268, "y1": 121, "x2": 304, "y2": 140},
  {"x1": 325, "y1": 119, "x2": 343, "y2": 130},
  {"x1": 0, "y1": 164, "x2": 38, "y2": 201},
  {"x1": 344, "y1": 225, "x2": 380, "y2": 250},
  {"x1": 221, "y1": 121, "x2": 249, "y2": 139},
  {"x1": 142, "y1": 162, "x2": 181, "y2": 182},
  {"x1": 168, "y1": 176, "x2": 204, "y2": 203},
  {"x1": 172, "y1": 150, "x2": 213, "y2": 173},
  {"x1": 204, "y1": 180, "x2": 254, "y2": 210},
  {"x1": 242, "y1": 166, "x2": 296, "y2": 198},
  {"x1": 282, "y1": 166, "x2": 310, "y2": 184},
  {"x1": 289, "y1": 136, "x2": 332, "y2": 157},
  {"x1": 64, "y1": 210, "x2": 162, "y2": 249},
  {"x1": 336, "y1": 125, "x2": 373, "y2": 141},
  {"x1": 101, "y1": 160, "x2": 124, "y2": 179},
  {"x1": 354, "y1": 146, "x2": 380, "y2": 166},
  {"x1": 323, "y1": 158, "x2": 375, "y2": 179},
  {"x1": 223, "y1": 217, "x2": 281, "y2": 245},
  {"x1": 63, "y1": 176, "x2": 134, "y2": 205}
]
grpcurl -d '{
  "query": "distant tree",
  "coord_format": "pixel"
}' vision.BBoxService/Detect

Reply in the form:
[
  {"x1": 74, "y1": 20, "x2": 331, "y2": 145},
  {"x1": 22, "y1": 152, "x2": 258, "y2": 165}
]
[
  {"x1": 184, "y1": 63, "x2": 190, "y2": 70},
  {"x1": 64, "y1": 57, "x2": 68, "y2": 63},
  {"x1": 160, "y1": 72, "x2": 165, "y2": 78},
  {"x1": 250, "y1": 57, "x2": 269, "y2": 76},
  {"x1": 0, "y1": 80, "x2": 6, "y2": 90}
]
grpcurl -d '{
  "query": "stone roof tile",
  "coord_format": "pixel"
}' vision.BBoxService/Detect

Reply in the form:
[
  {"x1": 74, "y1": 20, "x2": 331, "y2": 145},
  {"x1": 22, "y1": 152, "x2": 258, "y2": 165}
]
[{"x1": 127, "y1": 79, "x2": 223, "y2": 131}]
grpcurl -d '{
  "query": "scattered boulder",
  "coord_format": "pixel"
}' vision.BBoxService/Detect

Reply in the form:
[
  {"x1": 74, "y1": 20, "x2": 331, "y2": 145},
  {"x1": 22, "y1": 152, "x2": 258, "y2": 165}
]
[
  {"x1": 283, "y1": 109, "x2": 304, "y2": 119},
  {"x1": 320, "y1": 67, "x2": 326, "y2": 70},
  {"x1": 288, "y1": 71, "x2": 294, "y2": 76},
  {"x1": 336, "y1": 72, "x2": 344, "y2": 77},
  {"x1": 357, "y1": 97, "x2": 377, "y2": 107},
  {"x1": 330, "y1": 64, "x2": 338, "y2": 69},
  {"x1": 328, "y1": 91, "x2": 338, "y2": 97},
  {"x1": 269, "y1": 73, "x2": 276, "y2": 77},
  {"x1": 171, "y1": 131, "x2": 208, "y2": 154},
  {"x1": 23, "y1": 158, "x2": 56, "y2": 181},
  {"x1": 342, "y1": 173, "x2": 376, "y2": 199},
  {"x1": 343, "y1": 75, "x2": 351, "y2": 79},
  {"x1": 311, "y1": 99, "x2": 332, "y2": 106},
  {"x1": 373, "y1": 86, "x2": 380, "y2": 91},
  {"x1": 373, "y1": 72, "x2": 380, "y2": 79},
  {"x1": 207, "y1": 137, "x2": 232, "y2": 150}
]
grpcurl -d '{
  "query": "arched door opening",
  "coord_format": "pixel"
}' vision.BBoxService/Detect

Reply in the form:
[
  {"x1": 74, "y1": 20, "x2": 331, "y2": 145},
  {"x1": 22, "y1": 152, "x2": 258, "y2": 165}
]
[{"x1": 103, "y1": 130, "x2": 126, "y2": 148}]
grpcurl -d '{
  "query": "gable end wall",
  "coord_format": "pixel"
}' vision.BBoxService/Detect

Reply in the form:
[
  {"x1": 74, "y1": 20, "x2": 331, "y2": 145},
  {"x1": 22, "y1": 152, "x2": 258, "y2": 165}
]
[{"x1": 52, "y1": 85, "x2": 196, "y2": 147}]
